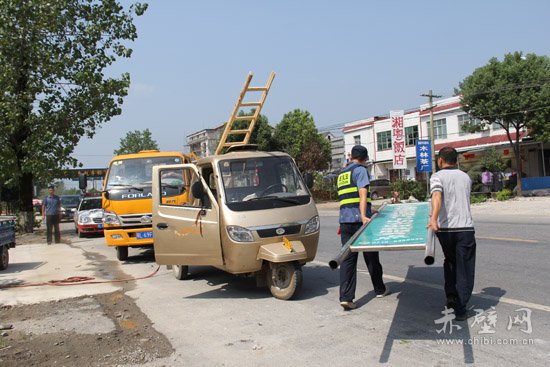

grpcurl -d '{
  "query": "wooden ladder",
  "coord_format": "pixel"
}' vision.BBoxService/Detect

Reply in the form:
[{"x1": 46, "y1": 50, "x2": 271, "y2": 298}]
[{"x1": 215, "y1": 71, "x2": 276, "y2": 155}]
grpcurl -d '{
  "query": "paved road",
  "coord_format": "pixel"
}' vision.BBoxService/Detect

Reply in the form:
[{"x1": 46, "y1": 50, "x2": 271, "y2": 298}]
[
  {"x1": 317, "y1": 210, "x2": 550, "y2": 308},
  {"x1": 2, "y1": 210, "x2": 550, "y2": 366}
]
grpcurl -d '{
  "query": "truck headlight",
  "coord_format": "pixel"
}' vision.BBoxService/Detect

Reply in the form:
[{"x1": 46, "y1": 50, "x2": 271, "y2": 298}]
[
  {"x1": 227, "y1": 225, "x2": 254, "y2": 242},
  {"x1": 304, "y1": 215, "x2": 320, "y2": 234},
  {"x1": 103, "y1": 211, "x2": 121, "y2": 225}
]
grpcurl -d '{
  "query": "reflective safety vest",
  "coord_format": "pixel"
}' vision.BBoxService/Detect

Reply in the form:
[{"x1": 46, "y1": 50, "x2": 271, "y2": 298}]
[{"x1": 337, "y1": 163, "x2": 372, "y2": 209}]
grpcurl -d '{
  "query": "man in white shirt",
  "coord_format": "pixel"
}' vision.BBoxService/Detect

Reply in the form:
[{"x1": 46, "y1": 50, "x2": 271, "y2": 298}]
[{"x1": 428, "y1": 147, "x2": 477, "y2": 321}]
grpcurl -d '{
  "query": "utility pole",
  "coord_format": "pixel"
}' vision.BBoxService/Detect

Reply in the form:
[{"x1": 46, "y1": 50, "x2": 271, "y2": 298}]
[{"x1": 421, "y1": 90, "x2": 442, "y2": 172}]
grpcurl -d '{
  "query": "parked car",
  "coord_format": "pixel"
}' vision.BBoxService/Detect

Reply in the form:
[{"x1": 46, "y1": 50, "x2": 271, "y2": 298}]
[
  {"x1": 73, "y1": 196, "x2": 104, "y2": 238},
  {"x1": 370, "y1": 179, "x2": 391, "y2": 200},
  {"x1": 60, "y1": 195, "x2": 81, "y2": 221}
]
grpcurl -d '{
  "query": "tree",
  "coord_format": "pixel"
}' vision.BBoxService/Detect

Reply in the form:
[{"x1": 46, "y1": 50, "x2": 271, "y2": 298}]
[
  {"x1": 458, "y1": 52, "x2": 550, "y2": 196},
  {"x1": 272, "y1": 109, "x2": 331, "y2": 172},
  {"x1": 114, "y1": 128, "x2": 159, "y2": 155},
  {"x1": 0, "y1": 0, "x2": 147, "y2": 231},
  {"x1": 480, "y1": 146, "x2": 506, "y2": 173}
]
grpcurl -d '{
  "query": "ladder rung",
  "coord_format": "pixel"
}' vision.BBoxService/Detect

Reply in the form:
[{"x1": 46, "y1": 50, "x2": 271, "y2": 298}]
[
  {"x1": 222, "y1": 141, "x2": 245, "y2": 147},
  {"x1": 227, "y1": 129, "x2": 251, "y2": 135},
  {"x1": 239, "y1": 101, "x2": 262, "y2": 107},
  {"x1": 247, "y1": 87, "x2": 267, "y2": 92},
  {"x1": 234, "y1": 115, "x2": 255, "y2": 121}
]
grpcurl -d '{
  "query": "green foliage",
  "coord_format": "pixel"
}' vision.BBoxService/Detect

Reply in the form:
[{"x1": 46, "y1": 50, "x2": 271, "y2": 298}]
[
  {"x1": 114, "y1": 129, "x2": 159, "y2": 155},
  {"x1": 459, "y1": 52, "x2": 550, "y2": 140},
  {"x1": 470, "y1": 194, "x2": 488, "y2": 204},
  {"x1": 0, "y1": 0, "x2": 147, "y2": 231},
  {"x1": 272, "y1": 109, "x2": 331, "y2": 172},
  {"x1": 390, "y1": 179, "x2": 428, "y2": 201},
  {"x1": 496, "y1": 189, "x2": 512, "y2": 201},
  {"x1": 466, "y1": 166, "x2": 483, "y2": 192},
  {"x1": 480, "y1": 147, "x2": 506, "y2": 172}
]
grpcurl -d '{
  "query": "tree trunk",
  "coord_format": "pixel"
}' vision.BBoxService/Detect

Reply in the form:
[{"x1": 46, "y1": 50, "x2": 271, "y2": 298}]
[
  {"x1": 18, "y1": 172, "x2": 35, "y2": 233},
  {"x1": 514, "y1": 137, "x2": 523, "y2": 197}
]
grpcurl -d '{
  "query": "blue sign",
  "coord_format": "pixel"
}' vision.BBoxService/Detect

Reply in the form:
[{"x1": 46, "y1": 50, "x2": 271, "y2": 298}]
[{"x1": 416, "y1": 139, "x2": 432, "y2": 172}]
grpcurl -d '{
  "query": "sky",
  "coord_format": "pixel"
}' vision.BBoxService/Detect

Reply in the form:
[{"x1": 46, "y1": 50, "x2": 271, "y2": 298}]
[{"x1": 73, "y1": 0, "x2": 550, "y2": 168}]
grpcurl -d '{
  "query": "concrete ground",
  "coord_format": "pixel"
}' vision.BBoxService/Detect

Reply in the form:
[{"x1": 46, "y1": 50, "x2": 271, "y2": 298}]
[{"x1": 1, "y1": 197, "x2": 549, "y2": 366}]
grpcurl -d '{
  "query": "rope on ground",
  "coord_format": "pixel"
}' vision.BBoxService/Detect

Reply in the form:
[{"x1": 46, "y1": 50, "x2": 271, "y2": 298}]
[{"x1": 0, "y1": 265, "x2": 161, "y2": 289}]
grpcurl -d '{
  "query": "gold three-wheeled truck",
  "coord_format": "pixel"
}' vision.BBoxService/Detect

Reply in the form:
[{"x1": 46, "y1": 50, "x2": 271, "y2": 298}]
[{"x1": 151, "y1": 147, "x2": 319, "y2": 300}]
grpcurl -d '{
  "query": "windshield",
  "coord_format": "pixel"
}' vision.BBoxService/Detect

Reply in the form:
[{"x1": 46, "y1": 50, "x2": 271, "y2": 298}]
[
  {"x1": 106, "y1": 156, "x2": 183, "y2": 188},
  {"x1": 79, "y1": 198, "x2": 102, "y2": 211},
  {"x1": 61, "y1": 196, "x2": 80, "y2": 207},
  {"x1": 219, "y1": 156, "x2": 310, "y2": 210}
]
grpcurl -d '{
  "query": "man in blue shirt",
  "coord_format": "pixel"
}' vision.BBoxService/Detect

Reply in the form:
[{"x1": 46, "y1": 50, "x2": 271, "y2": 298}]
[
  {"x1": 337, "y1": 145, "x2": 388, "y2": 310},
  {"x1": 42, "y1": 185, "x2": 61, "y2": 245}
]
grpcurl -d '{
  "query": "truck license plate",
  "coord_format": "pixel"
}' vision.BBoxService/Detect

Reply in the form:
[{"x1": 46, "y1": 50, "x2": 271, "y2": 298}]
[{"x1": 136, "y1": 231, "x2": 153, "y2": 239}]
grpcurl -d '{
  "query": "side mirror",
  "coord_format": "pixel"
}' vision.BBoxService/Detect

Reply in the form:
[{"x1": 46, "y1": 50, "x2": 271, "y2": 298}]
[
  {"x1": 303, "y1": 172, "x2": 314, "y2": 189},
  {"x1": 191, "y1": 181, "x2": 205, "y2": 199},
  {"x1": 78, "y1": 174, "x2": 87, "y2": 190}
]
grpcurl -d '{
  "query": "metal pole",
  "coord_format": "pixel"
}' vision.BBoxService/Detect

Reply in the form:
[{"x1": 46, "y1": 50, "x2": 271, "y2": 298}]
[{"x1": 421, "y1": 90, "x2": 442, "y2": 174}]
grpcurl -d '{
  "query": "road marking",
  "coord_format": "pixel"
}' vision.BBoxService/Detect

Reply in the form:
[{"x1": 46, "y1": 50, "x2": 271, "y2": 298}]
[
  {"x1": 312, "y1": 260, "x2": 550, "y2": 313},
  {"x1": 477, "y1": 236, "x2": 538, "y2": 243}
]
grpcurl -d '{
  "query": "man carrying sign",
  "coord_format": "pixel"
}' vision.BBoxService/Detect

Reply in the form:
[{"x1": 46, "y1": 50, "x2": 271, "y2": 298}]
[
  {"x1": 427, "y1": 147, "x2": 477, "y2": 321},
  {"x1": 337, "y1": 145, "x2": 389, "y2": 310}
]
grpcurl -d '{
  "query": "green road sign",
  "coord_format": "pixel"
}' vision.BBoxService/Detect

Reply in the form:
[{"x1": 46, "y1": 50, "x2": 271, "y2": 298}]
[{"x1": 350, "y1": 202, "x2": 430, "y2": 252}]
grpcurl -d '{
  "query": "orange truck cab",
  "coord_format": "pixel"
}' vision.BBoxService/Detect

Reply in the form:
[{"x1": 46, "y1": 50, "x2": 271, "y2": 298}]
[{"x1": 102, "y1": 150, "x2": 191, "y2": 260}]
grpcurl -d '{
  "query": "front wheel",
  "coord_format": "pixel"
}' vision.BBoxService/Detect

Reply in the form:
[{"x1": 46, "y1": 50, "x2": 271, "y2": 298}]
[
  {"x1": 0, "y1": 246, "x2": 9, "y2": 270},
  {"x1": 370, "y1": 191, "x2": 379, "y2": 200},
  {"x1": 267, "y1": 262, "x2": 302, "y2": 300},
  {"x1": 116, "y1": 246, "x2": 128, "y2": 261},
  {"x1": 172, "y1": 265, "x2": 189, "y2": 280}
]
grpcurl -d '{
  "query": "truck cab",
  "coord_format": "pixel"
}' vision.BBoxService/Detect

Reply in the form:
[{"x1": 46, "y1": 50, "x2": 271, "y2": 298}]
[{"x1": 102, "y1": 150, "x2": 191, "y2": 261}]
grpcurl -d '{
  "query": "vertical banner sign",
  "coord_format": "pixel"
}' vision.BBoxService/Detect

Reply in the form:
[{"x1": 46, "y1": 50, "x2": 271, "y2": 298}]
[
  {"x1": 390, "y1": 110, "x2": 406, "y2": 169},
  {"x1": 416, "y1": 139, "x2": 432, "y2": 172}
]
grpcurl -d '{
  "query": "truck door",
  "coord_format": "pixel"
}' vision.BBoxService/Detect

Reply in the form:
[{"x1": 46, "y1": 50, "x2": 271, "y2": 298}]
[{"x1": 152, "y1": 164, "x2": 223, "y2": 266}]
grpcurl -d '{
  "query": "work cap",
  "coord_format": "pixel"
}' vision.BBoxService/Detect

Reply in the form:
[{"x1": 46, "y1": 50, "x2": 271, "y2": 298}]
[{"x1": 351, "y1": 145, "x2": 369, "y2": 160}]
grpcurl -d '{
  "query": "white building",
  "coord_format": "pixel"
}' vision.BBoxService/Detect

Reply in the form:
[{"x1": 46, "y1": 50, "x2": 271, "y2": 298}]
[
  {"x1": 321, "y1": 132, "x2": 345, "y2": 173},
  {"x1": 185, "y1": 124, "x2": 224, "y2": 158},
  {"x1": 342, "y1": 96, "x2": 549, "y2": 181}
]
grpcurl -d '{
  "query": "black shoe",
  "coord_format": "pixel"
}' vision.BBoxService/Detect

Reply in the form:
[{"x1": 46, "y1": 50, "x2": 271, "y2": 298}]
[
  {"x1": 446, "y1": 296, "x2": 458, "y2": 311},
  {"x1": 455, "y1": 309, "x2": 476, "y2": 321}
]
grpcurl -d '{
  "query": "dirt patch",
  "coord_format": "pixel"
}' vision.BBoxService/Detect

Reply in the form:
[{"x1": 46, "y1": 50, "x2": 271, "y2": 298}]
[{"x1": 0, "y1": 292, "x2": 174, "y2": 366}]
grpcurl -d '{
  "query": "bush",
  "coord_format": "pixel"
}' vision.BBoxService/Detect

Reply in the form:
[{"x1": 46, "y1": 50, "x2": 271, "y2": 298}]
[
  {"x1": 496, "y1": 189, "x2": 512, "y2": 201},
  {"x1": 390, "y1": 179, "x2": 428, "y2": 201},
  {"x1": 470, "y1": 194, "x2": 488, "y2": 204}
]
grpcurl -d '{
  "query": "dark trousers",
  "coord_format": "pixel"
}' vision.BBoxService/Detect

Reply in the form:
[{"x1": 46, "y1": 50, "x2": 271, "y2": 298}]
[
  {"x1": 46, "y1": 215, "x2": 61, "y2": 244},
  {"x1": 436, "y1": 230, "x2": 476, "y2": 315},
  {"x1": 339, "y1": 222, "x2": 386, "y2": 302}
]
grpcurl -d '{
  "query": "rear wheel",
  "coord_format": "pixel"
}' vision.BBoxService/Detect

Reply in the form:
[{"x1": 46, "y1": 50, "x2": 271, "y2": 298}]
[
  {"x1": 116, "y1": 246, "x2": 128, "y2": 261},
  {"x1": 0, "y1": 246, "x2": 9, "y2": 270},
  {"x1": 371, "y1": 191, "x2": 379, "y2": 200},
  {"x1": 267, "y1": 262, "x2": 302, "y2": 300},
  {"x1": 172, "y1": 265, "x2": 189, "y2": 280}
]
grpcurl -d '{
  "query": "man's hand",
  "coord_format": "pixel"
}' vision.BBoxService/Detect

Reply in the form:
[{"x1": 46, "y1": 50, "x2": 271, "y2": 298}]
[
  {"x1": 427, "y1": 216, "x2": 439, "y2": 232},
  {"x1": 362, "y1": 216, "x2": 371, "y2": 225}
]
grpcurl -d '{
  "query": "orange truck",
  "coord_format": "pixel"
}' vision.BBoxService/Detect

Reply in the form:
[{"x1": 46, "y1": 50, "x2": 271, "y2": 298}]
[{"x1": 102, "y1": 150, "x2": 192, "y2": 260}]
